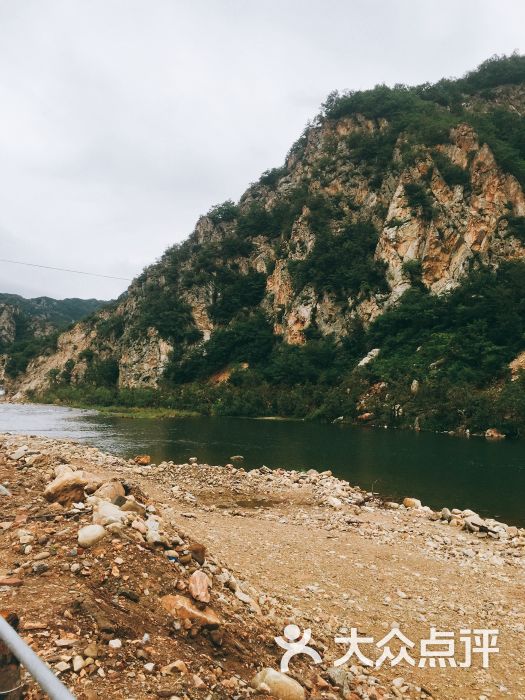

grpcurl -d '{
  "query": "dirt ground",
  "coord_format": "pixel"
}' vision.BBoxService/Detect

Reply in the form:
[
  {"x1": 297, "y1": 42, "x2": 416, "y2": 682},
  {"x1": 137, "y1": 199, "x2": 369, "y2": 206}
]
[{"x1": 1, "y1": 435, "x2": 524, "y2": 700}]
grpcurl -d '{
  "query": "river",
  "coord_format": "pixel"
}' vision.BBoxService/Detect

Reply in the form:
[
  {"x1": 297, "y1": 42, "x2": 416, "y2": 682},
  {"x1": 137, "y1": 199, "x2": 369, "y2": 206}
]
[{"x1": 1, "y1": 402, "x2": 524, "y2": 525}]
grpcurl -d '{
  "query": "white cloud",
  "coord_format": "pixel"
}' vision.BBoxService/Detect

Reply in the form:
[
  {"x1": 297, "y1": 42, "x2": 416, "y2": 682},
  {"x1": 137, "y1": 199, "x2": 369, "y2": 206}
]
[{"x1": 0, "y1": 0, "x2": 523, "y2": 299}]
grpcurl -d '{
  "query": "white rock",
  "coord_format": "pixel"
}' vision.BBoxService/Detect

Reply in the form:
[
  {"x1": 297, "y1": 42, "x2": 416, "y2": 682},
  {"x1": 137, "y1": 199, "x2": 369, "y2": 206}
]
[
  {"x1": 9, "y1": 446, "x2": 28, "y2": 461},
  {"x1": 108, "y1": 638, "x2": 122, "y2": 649},
  {"x1": 78, "y1": 524, "x2": 107, "y2": 548},
  {"x1": 357, "y1": 348, "x2": 380, "y2": 367},
  {"x1": 72, "y1": 655, "x2": 85, "y2": 672},
  {"x1": 92, "y1": 500, "x2": 129, "y2": 527},
  {"x1": 251, "y1": 668, "x2": 305, "y2": 700}
]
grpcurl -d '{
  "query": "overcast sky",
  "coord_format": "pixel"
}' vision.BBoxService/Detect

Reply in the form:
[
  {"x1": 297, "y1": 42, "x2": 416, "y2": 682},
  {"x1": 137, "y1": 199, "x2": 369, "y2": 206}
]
[{"x1": 0, "y1": 0, "x2": 523, "y2": 300}]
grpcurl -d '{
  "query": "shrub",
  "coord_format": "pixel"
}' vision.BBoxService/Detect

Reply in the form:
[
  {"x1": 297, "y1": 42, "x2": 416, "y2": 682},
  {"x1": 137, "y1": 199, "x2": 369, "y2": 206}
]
[
  {"x1": 432, "y1": 151, "x2": 471, "y2": 191},
  {"x1": 402, "y1": 259, "x2": 423, "y2": 286},
  {"x1": 290, "y1": 220, "x2": 388, "y2": 300},
  {"x1": 207, "y1": 200, "x2": 238, "y2": 224},
  {"x1": 505, "y1": 215, "x2": 525, "y2": 243},
  {"x1": 136, "y1": 287, "x2": 200, "y2": 344},
  {"x1": 167, "y1": 312, "x2": 275, "y2": 383},
  {"x1": 209, "y1": 269, "x2": 267, "y2": 324},
  {"x1": 404, "y1": 182, "x2": 434, "y2": 222},
  {"x1": 258, "y1": 166, "x2": 287, "y2": 189}
]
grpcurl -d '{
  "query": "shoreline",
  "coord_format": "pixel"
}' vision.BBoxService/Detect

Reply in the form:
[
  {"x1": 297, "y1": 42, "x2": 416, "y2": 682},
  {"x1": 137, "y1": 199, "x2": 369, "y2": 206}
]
[
  {"x1": 8, "y1": 396, "x2": 516, "y2": 442},
  {"x1": 1, "y1": 401, "x2": 522, "y2": 527}
]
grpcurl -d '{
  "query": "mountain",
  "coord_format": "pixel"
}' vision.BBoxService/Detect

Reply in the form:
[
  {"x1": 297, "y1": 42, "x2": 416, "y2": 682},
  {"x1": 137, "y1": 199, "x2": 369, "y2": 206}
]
[
  {"x1": 13, "y1": 54, "x2": 525, "y2": 435},
  {"x1": 0, "y1": 294, "x2": 107, "y2": 384}
]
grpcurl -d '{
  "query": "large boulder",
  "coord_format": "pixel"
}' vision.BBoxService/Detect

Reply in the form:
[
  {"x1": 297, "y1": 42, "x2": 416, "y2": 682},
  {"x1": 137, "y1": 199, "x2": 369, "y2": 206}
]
[
  {"x1": 93, "y1": 480, "x2": 125, "y2": 502},
  {"x1": 44, "y1": 470, "x2": 102, "y2": 506},
  {"x1": 251, "y1": 668, "x2": 305, "y2": 700},
  {"x1": 160, "y1": 595, "x2": 220, "y2": 629}
]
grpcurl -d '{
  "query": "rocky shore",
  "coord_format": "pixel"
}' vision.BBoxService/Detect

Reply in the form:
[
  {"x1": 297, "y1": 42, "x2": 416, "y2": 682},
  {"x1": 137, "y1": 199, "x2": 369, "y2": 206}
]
[{"x1": 1, "y1": 434, "x2": 524, "y2": 699}]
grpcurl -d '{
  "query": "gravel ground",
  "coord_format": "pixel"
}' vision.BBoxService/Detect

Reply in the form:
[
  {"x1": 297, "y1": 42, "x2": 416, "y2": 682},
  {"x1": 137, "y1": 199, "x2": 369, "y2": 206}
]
[{"x1": 1, "y1": 434, "x2": 524, "y2": 700}]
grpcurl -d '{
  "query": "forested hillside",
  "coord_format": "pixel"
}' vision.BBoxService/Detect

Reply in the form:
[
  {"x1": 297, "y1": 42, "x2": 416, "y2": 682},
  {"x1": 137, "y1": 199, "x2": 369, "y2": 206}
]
[{"x1": 15, "y1": 54, "x2": 525, "y2": 435}]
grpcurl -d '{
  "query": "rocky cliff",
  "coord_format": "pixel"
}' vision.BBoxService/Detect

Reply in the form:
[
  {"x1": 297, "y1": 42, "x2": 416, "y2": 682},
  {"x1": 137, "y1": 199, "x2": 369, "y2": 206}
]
[{"x1": 12, "y1": 55, "x2": 525, "y2": 430}]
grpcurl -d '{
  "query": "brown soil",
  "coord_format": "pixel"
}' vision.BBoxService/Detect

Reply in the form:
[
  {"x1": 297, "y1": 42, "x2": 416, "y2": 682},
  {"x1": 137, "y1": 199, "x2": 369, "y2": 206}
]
[{"x1": 1, "y1": 436, "x2": 524, "y2": 700}]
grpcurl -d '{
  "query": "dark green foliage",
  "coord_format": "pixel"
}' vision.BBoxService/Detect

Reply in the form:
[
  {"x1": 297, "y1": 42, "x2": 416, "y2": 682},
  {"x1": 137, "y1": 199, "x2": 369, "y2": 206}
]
[
  {"x1": 136, "y1": 287, "x2": 201, "y2": 344},
  {"x1": 84, "y1": 356, "x2": 120, "y2": 387},
  {"x1": 505, "y1": 215, "x2": 525, "y2": 243},
  {"x1": 347, "y1": 129, "x2": 398, "y2": 175},
  {"x1": 368, "y1": 261, "x2": 525, "y2": 388},
  {"x1": 168, "y1": 312, "x2": 275, "y2": 383},
  {"x1": 402, "y1": 259, "x2": 423, "y2": 286},
  {"x1": 96, "y1": 314, "x2": 125, "y2": 340},
  {"x1": 460, "y1": 53, "x2": 525, "y2": 93},
  {"x1": 290, "y1": 220, "x2": 388, "y2": 299},
  {"x1": 432, "y1": 151, "x2": 471, "y2": 191},
  {"x1": 262, "y1": 337, "x2": 342, "y2": 386},
  {"x1": 258, "y1": 166, "x2": 287, "y2": 189},
  {"x1": 5, "y1": 331, "x2": 58, "y2": 378},
  {"x1": 61, "y1": 359, "x2": 75, "y2": 384},
  {"x1": 404, "y1": 182, "x2": 434, "y2": 222},
  {"x1": 468, "y1": 108, "x2": 525, "y2": 187},
  {"x1": 206, "y1": 200, "x2": 239, "y2": 224},
  {"x1": 209, "y1": 269, "x2": 267, "y2": 324},
  {"x1": 236, "y1": 203, "x2": 280, "y2": 239},
  {"x1": 217, "y1": 236, "x2": 254, "y2": 259},
  {"x1": 236, "y1": 185, "x2": 308, "y2": 241}
]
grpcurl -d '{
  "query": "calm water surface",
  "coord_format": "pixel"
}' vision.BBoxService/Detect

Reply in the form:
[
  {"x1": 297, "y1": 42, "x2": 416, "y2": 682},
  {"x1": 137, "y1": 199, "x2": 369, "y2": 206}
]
[{"x1": 1, "y1": 402, "x2": 524, "y2": 525}]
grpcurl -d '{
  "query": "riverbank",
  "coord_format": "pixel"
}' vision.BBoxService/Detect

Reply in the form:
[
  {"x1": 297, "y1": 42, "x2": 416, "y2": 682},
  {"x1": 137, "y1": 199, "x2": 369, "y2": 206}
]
[{"x1": 1, "y1": 434, "x2": 524, "y2": 699}]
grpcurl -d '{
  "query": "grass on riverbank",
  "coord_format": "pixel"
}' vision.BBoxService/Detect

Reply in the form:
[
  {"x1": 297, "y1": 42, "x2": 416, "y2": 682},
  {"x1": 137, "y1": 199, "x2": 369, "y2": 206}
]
[
  {"x1": 95, "y1": 406, "x2": 200, "y2": 419},
  {"x1": 29, "y1": 394, "x2": 199, "y2": 420}
]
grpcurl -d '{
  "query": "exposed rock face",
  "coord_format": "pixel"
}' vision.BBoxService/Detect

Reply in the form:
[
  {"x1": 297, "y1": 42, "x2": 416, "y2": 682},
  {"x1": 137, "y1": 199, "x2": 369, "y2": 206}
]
[
  {"x1": 0, "y1": 304, "x2": 17, "y2": 346},
  {"x1": 118, "y1": 328, "x2": 173, "y2": 388},
  {"x1": 12, "y1": 323, "x2": 94, "y2": 397},
  {"x1": 378, "y1": 126, "x2": 525, "y2": 301},
  {"x1": 11, "y1": 79, "x2": 525, "y2": 395}
]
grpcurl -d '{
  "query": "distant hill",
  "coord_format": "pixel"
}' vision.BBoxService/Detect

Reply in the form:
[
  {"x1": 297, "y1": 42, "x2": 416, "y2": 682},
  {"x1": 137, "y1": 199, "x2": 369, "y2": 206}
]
[{"x1": 0, "y1": 294, "x2": 107, "y2": 381}]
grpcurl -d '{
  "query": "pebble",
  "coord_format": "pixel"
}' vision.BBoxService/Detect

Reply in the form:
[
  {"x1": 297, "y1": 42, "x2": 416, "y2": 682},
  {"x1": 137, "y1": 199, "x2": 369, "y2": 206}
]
[
  {"x1": 108, "y1": 639, "x2": 122, "y2": 649},
  {"x1": 83, "y1": 642, "x2": 99, "y2": 658},
  {"x1": 0, "y1": 577, "x2": 23, "y2": 587},
  {"x1": 33, "y1": 551, "x2": 51, "y2": 561},
  {"x1": 72, "y1": 655, "x2": 85, "y2": 672}
]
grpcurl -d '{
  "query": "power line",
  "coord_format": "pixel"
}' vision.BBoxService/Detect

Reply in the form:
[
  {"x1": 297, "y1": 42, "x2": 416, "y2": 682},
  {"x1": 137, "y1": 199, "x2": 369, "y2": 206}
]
[{"x1": 0, "y1": 258, "x2": 133, "y2": 281}]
